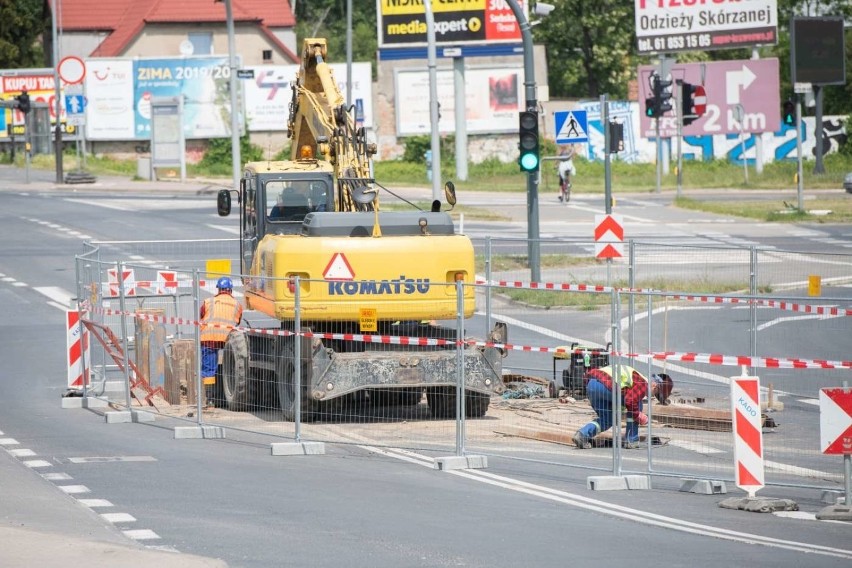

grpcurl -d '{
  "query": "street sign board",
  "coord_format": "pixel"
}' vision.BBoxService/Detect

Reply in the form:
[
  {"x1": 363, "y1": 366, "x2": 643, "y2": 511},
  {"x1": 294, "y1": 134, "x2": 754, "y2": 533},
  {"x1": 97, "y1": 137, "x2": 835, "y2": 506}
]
[
  {"x1": 638, "y1": 58, "x2": 780, "y2": 138},
  {"x1": 58, "y1": 55, "x2": 86, "y2": 84},
  {"x1": 554, "y1": 110, "x2": 588, "y2": 144},
  {"x1": 820, "y1": 388, "x2": 852, "y2": 455},
  {"x1": 594, "y1": 214, "x2": 624, "y2": 259},
  {"x1": 237, "y1": 69, "x2": 254, "y2": 79},
  {"x1": 634, "y1": 0, "x2": 778, "y2": 55},
  {"x1": 692, "y1": 85, "x2": 707, "y2": 116},
  {"x1": 65, "y1": 94, "x2": 85, "y2": 115},
  {"x1": 731, "y1": 374, "x2": 765, "y2": 496}
]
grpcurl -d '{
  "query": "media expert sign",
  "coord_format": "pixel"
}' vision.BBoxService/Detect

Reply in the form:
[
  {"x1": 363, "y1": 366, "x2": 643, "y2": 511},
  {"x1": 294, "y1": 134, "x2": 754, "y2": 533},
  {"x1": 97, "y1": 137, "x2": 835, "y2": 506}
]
[
  {"x1": 634, "y1": 0, "x2": 777, "y2": 55},
  {"x1": 637, "y1": 58, "x2": 780, "y2": 139},
  {"x1": 395, "y1": 66, "x2": 522, "y2": 135},
  {"x1": 377, "y1": 0, "x2": 524, "y2": 47}
]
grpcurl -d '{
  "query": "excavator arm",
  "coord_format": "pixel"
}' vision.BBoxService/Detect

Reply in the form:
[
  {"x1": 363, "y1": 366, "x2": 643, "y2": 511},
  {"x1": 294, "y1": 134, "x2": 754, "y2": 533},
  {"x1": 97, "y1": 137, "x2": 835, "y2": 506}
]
[{"x1": 287, "y1": 38, "x2": 377, "y2": 212}]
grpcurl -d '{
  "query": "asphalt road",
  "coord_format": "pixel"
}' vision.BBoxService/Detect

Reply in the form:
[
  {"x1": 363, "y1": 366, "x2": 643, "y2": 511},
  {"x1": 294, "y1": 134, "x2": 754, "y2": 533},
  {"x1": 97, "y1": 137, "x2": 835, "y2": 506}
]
[{"x1": 1, "y1": 165, "x2": 851, "y2": 567}]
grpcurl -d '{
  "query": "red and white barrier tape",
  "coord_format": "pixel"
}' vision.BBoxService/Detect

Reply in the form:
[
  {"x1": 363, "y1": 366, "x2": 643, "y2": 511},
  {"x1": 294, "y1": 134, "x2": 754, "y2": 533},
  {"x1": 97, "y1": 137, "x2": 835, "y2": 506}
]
[{"x1": 85, "y1": 304, "x2": 852, "y2": 371}]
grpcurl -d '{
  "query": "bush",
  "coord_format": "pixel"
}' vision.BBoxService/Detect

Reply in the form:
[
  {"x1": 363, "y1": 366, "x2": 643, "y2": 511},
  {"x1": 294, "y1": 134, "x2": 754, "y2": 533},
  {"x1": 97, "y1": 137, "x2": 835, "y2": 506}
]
[
  {"x1": 401, "y1": 135, "x2": 456, "y2": 164},
  {"x1": 199, "y1": 134, "x2": 263, "y2": 173}
]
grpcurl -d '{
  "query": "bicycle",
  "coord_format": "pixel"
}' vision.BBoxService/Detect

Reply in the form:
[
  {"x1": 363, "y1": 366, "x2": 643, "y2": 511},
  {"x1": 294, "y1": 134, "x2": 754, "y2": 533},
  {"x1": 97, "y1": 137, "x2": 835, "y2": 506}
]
[{"x1": 557, "y1": 159, "x2": 573, "y2": 203}]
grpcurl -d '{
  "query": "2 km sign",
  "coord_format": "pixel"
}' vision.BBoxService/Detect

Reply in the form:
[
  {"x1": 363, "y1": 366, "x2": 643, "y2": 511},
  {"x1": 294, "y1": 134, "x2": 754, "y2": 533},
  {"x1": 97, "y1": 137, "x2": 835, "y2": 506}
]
[{"x1": 638, "y1": 58, "x2": 781, "y2": 138}]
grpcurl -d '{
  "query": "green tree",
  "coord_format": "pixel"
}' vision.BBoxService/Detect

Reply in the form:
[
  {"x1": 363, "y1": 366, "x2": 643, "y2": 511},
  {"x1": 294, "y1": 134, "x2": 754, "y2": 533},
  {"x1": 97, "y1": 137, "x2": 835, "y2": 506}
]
[
  {"x1": 533, "y1": 0, "x2": 635, "y2": 99},
  {"x1": 293, "y1": 1, "x2": 377, "y2": 77},
  {"x1": 0, "y1": 0, "x2": 44, "y2": 68}
]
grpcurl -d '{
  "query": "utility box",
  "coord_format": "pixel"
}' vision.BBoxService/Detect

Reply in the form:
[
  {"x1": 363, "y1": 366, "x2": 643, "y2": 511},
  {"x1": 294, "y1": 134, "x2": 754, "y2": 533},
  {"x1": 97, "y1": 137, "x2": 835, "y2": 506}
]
[{"x1": 137, "y1": 156, "x2": 152, "y2": 180}]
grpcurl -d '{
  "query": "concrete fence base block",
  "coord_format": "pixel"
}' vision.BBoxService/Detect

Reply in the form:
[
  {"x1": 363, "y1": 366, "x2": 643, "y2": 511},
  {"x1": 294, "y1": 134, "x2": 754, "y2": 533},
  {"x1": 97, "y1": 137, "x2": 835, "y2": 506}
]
[
  {"x1": 718, "y1": 496, "x2": 799, "y2": 513},
  {"x1": 104, "y1": 411, "x2": 132, "y2": 424},
  {"x1": 588, "y1": 475, "x2": 650, "y2": 491},
  {"x1": 131, "y1": 410, "x2": 155, "y2": 423},
  {"x1": 61, "y1": 397, "x2": 83, "y2": 409},
  {"x1": 173, "y1": 426, "x2": 225, "y2": 439},
  {"x1": 434, "y1": 455, "x2": 488, "y2": 471},
  {"x1": 679, "y1": 479, "x2": 727, "y2": 495},
  {"x1": 270, "y1": 442, "x2": 326, "y2": 456},
  {"x1": 821, "y1": 490, "x2": 845, "y2": 505},
  {"x1": 815, "y1": 505, "x2": 852, "y2": 522},
  {"x1": 82, "y1": 397, "x2": 109, "y2": 409}
]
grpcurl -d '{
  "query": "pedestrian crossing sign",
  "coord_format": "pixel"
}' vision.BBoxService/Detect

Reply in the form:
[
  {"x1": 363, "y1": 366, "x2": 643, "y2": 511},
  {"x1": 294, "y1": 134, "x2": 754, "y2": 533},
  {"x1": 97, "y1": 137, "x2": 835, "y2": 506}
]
[{"x1": 554, "y1": 110, "x2": 588, "y2": 144}]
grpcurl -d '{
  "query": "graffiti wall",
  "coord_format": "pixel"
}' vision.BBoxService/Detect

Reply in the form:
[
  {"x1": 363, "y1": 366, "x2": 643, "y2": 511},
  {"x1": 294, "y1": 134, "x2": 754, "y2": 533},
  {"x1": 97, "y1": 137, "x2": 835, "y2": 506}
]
[{"x1": 575, "y1": 100, "x2": 847, "y2": 165}]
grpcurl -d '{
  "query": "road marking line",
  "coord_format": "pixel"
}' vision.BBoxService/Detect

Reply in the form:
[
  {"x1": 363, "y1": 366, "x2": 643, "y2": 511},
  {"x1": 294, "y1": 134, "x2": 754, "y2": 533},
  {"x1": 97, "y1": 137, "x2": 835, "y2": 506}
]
[
  {"x1": 58, "y1": 485, "x2": 90, "y2": 494},
  {"x1": 34, "y1": 286, "x2": 74, "y2": 308},
  {"x1": 41, "y1": 473, "x2": 73, "y2": 481},
  {"x1": 8, "y1": 448, "x2": 36, "y2": 457},
  {"x1": 123, "y1": 529, "x2": 160, "y2": 540},
  {"x1": 22, "y1": 459, "x2": 52, "y2": 468},
  {"x1": 101, "y1": 513, "x2": 136, "y2": 523},
  {"x1": 0, "y1": 438, "x2": 19, "y2": 445},
  {"x1": 79, "y1": 499, "x2": 114, "y2": 508}
]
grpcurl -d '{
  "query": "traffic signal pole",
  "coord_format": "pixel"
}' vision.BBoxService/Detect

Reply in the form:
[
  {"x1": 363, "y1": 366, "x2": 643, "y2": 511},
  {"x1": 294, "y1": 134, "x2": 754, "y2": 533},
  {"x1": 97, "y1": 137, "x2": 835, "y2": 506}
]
[{"x1": 506, "y1": 0, "x2": 540, "y2": 282}]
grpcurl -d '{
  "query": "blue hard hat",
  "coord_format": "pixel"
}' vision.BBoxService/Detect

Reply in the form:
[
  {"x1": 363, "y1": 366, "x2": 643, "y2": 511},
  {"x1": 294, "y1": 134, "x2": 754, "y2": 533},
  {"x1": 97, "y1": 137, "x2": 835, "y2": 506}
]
[{"x1": 216, "y1": 276, "x2": 233, "y2": 290}]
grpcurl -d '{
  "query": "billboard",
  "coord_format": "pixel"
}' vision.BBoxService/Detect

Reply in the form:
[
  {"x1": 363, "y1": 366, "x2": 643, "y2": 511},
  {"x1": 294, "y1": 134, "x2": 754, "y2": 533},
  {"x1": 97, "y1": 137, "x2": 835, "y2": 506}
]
[
  {"x1": 0, "y1": 69, "x2": 73, "y2": 139},
  {"x1": 394, "y1": 65, "x2": 522, "y2": 135},
  {"x1": 791, "y1": 17, "x2": 846, "y2": 85},
  {"x1": 85, "y1": 56, "x2": 235, "y2": 140},
  {"x1": 634, "y1": 0, "x2": 777, "y2": 54},
  {"x1": 637, "y1": 59, "x2": 780, "y2": 138},
  {"x1": 244, "y1": 63, "x2": 373, "y2": 131},
  {"x1": 377, "y1": 0, "x2": 525, "y2": 48}
]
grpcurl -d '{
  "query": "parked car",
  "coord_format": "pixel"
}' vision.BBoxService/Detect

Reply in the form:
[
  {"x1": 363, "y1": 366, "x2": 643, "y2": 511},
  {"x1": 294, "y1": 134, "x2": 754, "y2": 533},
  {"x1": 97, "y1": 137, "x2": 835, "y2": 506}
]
[{"x1": 845, "y1": 172, "x2": 852, "y2": 193}]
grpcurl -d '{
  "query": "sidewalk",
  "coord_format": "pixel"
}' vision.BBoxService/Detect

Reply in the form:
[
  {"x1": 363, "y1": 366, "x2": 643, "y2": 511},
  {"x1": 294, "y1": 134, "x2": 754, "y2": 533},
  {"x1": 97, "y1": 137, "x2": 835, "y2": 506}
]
[
  {"x1": 0, "y1": 163, "x2": 229, "y2": 195},
  {"x1": 0, "y1": 449, "x2": 227, "y2": 567}
]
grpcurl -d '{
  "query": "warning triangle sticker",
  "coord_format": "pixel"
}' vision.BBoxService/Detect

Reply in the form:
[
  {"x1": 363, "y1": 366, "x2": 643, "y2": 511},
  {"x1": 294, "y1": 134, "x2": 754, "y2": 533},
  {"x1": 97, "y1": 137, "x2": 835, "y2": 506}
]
[
  {"x1": 323, "y1": 253, "x2": 355, "y2": 280},
  {"x1": 556, "y1": 111, "x2": 586, "y2": 140}
]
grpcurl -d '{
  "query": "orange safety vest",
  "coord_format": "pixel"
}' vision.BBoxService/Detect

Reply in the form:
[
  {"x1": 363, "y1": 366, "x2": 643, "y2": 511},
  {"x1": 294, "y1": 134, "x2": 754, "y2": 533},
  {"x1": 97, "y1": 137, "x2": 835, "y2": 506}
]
[{"x1": 200, "y1": 293, "x2": 242, "y2": 344}]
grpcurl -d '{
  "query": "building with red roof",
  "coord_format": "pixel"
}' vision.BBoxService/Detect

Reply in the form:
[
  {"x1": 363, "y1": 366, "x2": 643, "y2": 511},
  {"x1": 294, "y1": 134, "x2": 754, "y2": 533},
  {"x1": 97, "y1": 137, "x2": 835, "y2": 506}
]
[{"x1": 48, "y1": 0, "x2": 298, "y2": 64}]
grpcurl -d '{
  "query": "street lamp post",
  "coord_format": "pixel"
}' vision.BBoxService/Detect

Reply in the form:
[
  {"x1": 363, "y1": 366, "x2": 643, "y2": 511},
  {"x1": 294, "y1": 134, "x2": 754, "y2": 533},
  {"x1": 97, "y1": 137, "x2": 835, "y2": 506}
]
[{"x1": 505, "y1": 0, "x2": 540, "y2": 281}]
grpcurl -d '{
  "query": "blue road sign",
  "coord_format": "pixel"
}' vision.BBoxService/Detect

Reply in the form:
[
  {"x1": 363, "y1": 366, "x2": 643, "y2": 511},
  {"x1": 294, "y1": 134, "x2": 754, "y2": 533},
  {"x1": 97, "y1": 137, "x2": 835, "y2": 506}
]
[
  {"x1": 65, "y1": 94, "x2": 85, "y2": 115},
  {"x1": 554, "y1": 110, "x2": 588, "y2": 144}
]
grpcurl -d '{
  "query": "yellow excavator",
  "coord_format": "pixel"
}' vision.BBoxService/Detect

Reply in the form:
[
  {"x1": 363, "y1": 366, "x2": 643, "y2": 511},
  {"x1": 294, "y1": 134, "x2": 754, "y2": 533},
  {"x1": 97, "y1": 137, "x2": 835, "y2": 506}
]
[{"x1": 216, "y1": 39, "x2": 506, "y2": 420}]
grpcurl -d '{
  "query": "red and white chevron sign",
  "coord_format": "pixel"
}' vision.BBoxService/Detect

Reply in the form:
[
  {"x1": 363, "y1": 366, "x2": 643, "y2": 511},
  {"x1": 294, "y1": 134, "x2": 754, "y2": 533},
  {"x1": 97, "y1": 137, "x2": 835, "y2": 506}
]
[
  {"x1": 819, "y1": 388, "x2": 852, "y2": 455},
  {"x1": 66, "y1": 309, "x2": 90, "y2": 388},
  {"x1": 107, "y1": 268, "x2": 136, "y2": 297},
  {"x1": 594, "y1": 214, "x2": 624, "y2": 259},
  {"x1": 731, "y1": 372, "x2": 764, "y2": 496}
]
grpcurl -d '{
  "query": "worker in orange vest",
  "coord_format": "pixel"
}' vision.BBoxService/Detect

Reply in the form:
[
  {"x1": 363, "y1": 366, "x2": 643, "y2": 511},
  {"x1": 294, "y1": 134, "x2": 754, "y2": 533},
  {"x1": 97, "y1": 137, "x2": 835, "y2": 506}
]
[{"x1": 200, "y1": 277, "x2": 243, "y2": 407}]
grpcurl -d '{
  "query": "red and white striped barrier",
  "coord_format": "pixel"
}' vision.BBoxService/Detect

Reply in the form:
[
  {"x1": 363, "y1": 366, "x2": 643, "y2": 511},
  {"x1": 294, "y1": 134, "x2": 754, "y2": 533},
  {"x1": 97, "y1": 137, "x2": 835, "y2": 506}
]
[
  {"x1": 731, "y1": 369, "x2": 764, "y2": 497},
  {"x1": 66, "y1": 310, "x2": 90, "y2": 388},
  {"x1": 107, "y1": 268, "x2": 136, "y2": 297},
  {"x1": 474, "y1": 277, "x2": 851, "y2": 317}
]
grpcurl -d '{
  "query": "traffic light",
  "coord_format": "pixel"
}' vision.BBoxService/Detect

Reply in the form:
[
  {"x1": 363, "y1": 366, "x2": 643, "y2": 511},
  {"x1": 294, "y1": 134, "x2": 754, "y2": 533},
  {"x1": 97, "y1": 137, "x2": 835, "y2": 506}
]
[
  {"x1": 16, "y1": 90, "x2": 30, "y2": 115},
  {"x1": 681, "y1": 82, "x2": 697, "y2": 126},
  {"x1": 654, "y1": 75, "x2": 673, "y2": 116},
  {"x1": 518, "y1": 110, "x2": 539, "y2": 172},
  {"x1": 782, "y1": 99, "x2": 796, "y2": 127},
  {"x1": 608, "y1": 121, "x2": 624, "y2": 153},
  {"x1": 645, "y1": 75, "x2": 673, "y2": 119}
]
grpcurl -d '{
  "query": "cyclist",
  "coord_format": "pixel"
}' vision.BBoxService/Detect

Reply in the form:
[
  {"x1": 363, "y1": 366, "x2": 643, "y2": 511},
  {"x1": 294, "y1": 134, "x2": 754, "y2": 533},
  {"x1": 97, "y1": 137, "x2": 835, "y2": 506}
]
[{"x1": 557, "y1": 144, "x2": 576, "y2": 203}]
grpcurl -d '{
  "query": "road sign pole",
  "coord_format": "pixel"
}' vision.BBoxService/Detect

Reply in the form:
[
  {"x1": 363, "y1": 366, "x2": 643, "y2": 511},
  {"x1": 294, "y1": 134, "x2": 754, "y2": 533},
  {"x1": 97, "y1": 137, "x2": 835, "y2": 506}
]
[
  {"x1": 795, "y1": 95, "x2": 804, "y2": 212},
  {"x1": 676, "y1": 80, "x2": 683, "y2": 198}
]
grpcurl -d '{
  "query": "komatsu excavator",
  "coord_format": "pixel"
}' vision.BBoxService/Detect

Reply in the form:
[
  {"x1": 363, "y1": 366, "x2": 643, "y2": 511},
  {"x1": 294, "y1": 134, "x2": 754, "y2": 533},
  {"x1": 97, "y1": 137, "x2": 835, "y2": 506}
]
[{"x1": 216, "y1": 39, "x2": 505, "y2": 420}]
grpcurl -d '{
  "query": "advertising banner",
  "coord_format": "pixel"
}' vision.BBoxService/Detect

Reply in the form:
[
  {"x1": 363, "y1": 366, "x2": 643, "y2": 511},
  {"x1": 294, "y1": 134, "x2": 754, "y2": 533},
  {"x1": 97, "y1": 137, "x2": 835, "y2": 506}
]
[
  {"x1": 634, "y1": 0, "x2": 777, "y2": 54},
  {"x1": 395, "y1": 66, "x2": 522, "y2": 135},
  {"x1": 134, "y1": 57, "x2": 233, "y2": 139},
  {"x1": 377, "y1": 0, "x2": 524, "y2": 48},
  {"x1": 244, "y1": 62, "x2": 373, "y2": 131},
  {"x1": 84, "y1": 59, "x2": 135, "y2": 139},
  {"x1": 637, "y1": 59, "x2": 780, "y2": 138},
  {"x1": 0, "y1": 69, "x2": 71, "y2": 139}
]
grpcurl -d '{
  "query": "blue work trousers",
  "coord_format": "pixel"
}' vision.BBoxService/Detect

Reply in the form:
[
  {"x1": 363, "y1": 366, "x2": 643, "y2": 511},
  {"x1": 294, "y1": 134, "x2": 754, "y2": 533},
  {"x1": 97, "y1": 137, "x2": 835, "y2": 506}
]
[{"x1": 578, "y1": 378, "x2": 642, "y2": 442}]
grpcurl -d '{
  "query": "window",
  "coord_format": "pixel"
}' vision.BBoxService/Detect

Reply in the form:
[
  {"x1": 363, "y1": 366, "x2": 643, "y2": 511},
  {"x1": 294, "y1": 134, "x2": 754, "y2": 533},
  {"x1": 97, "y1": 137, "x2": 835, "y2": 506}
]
[
  {"x1": 262, "y1": 49, "x2": 273, "y2": 62},
  {"x1": 188, "y1": 33, "x2": 213, "y2": 55}
]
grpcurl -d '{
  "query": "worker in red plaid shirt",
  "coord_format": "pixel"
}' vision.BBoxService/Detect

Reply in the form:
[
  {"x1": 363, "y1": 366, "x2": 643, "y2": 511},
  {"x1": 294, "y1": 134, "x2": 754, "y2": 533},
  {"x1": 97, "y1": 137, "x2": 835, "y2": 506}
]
[{"x1": 573, "y1": 365, "x2": 673, "y2": 449}]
